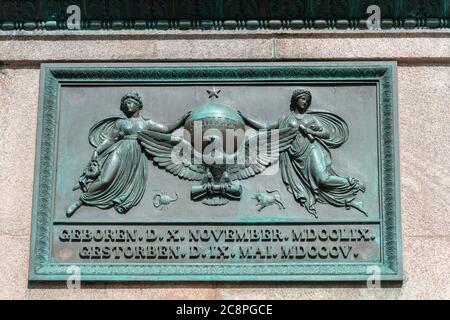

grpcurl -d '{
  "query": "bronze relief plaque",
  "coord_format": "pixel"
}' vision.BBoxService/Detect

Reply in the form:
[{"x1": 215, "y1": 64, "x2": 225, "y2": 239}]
[{"x1": 29, "y1": 62, "x2": 402, "y2": 282}]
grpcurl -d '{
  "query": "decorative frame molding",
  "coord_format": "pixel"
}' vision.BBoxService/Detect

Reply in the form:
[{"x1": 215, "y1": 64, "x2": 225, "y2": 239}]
[
  {"x1": 29, "y1": 62, "x2": 402, "y2": 282},
  {"x1": 1, "y1": 0, "x2": 448, "y2": 31}
]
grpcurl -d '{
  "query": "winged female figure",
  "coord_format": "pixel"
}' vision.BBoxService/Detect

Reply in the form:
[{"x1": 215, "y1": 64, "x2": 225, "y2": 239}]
[
  {"x1": 239, "y1": 89, "x2": 367, "y2": 218},
  {"x1": 66, "y1": 91, "x2": 189, "y2": 217}
]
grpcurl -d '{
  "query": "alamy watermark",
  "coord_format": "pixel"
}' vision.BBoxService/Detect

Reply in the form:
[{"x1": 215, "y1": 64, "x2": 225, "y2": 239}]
[
  {"x1": 366, "y1": 265, "x2": 381, "y2": 288},
  {"x1": 67, "y1": 5, "x2": 81, "y2": 30},
  {"x1": 366, "y1": 5, "x2": 381, "y2": 30},
  {"x1": 169, "y1": 122, "x2": 282, "y2": 176},
  {"x1": 64, "y1": 4, "x2": 382, "y2": 31},
  {"x1": 66, "y1": 265, "x2": 81, "y2": 289}
]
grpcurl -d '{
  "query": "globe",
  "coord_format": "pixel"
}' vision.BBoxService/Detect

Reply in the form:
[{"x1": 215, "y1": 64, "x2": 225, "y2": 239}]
[{"x1": 184, "y1": 101, "x2": 245, "y2": 154}]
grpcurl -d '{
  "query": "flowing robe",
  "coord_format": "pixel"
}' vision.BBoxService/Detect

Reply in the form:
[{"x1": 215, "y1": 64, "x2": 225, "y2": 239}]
[
  {"x1": 80, "y1": 117, "x2": 148, "y2": 213},
  {"x1": 279, "y1": 111, "x2": 364, "y2": 216}
]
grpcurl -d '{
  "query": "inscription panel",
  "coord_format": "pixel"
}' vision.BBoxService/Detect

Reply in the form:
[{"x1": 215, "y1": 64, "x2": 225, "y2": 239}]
[
  {"x1": 54, "y1": 225, "x2": 381, "y2": 263},
  {"x1": 29, "y1": 62, "x2": 402, "y2": 281}
]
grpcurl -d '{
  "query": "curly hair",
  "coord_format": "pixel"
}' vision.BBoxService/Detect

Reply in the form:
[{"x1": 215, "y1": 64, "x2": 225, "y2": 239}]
[
  {"x1": 120, "y1": 91, "x2": 143, "y2": 113},
  {"x1": 290, "y1": 89, "x2": 312, "y2": 111}
]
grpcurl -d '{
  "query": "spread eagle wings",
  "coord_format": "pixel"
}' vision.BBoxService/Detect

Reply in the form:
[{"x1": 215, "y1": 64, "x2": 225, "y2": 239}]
[
  {"x1": 138, "y1": 130, "x2": 206, "y2": 181},
  {"x1": 225, "y1": 127, "x2": 297, "y2": 180},
  {"x1": 138, "y1": 127, "x2": 297, "y2": 181}
]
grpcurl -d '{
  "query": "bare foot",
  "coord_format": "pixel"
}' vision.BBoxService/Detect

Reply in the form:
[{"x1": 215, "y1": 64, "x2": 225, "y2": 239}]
[
  {"x1": 351, "y1": 200, "x2": 368, "y2": 216},
  {"x1": 66, "y1": 199, "x2": 83, "y2": 218}
]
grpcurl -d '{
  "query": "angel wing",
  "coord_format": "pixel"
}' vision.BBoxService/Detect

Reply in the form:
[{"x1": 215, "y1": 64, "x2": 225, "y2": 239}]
[
  {"x1": 138, "y1": 130, "x2": 206, "y2": 181},
  {"x1": 308, "y1": 111, "x2": 349, "y2": 148},
  {"x1": 226, "y1": 127, "x2": 297, "y2": 181},
  {"x1": 88, "y1": 116, "x2": 122, "y2": 148}
]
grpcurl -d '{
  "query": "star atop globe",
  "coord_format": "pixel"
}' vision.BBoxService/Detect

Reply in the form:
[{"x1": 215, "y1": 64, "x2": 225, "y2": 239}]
[{"x1": 184, "y1": 88, "x2": 245, "y2": 153}]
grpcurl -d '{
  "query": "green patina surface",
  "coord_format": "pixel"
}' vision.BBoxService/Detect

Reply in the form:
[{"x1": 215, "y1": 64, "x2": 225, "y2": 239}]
[
  {"x1": 1, "y1": 0, "x2": 448, "y2": 31},
  {"x1": 29, "y1": 62, "x2": 402, "y2": 282}
]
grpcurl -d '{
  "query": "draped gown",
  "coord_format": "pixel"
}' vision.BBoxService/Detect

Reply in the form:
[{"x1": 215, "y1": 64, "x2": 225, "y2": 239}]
[
  {"x1": 80, "y1": 116, "x2": 148, "y2": 214},
  {"x1": 279, "y1": 111, "x2": 365, "y2": 217}
]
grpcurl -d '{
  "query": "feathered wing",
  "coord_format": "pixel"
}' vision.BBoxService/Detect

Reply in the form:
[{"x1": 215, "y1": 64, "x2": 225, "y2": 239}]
[
  {"x1": 227, "y1": 127, "x2": 297, "y2": 181},
  {"x1": 88, "y1": 116, "x2": 122, "y2": 148},
  {"x1": 138, "y1": 130, "x2": 205, "y2": 181},
  {"x1": 308, "y1": 111, "x2": 349, "y2": 148}
]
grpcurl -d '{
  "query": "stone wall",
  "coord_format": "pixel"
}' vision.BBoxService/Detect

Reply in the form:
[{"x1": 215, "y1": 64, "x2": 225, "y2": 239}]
[{"x1": 0, "y1": 30, "x2": 448, "y2": 299}]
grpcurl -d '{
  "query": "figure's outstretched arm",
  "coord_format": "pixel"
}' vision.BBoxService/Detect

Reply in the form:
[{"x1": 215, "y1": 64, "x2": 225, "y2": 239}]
[
  {"x1": 238, "y1": 111, "x2": 279, "y2": 130},
  {"x1": 146, "y1": 111, "x2": 191, "y2": 133}
]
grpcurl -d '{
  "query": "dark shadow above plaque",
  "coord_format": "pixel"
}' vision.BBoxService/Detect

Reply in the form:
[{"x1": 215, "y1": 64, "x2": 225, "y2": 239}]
[
  {"x1": 29, "y1": 62, "x2": 402, "y2": 282},
  {"x1": 1, "y1": 0, "x2": 448, "y2": 31}
]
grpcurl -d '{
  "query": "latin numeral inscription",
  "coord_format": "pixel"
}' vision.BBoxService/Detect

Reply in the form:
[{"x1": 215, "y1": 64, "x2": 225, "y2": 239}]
[{"x1": 55, "y1": 225, "x2": 379, "y2": 263}]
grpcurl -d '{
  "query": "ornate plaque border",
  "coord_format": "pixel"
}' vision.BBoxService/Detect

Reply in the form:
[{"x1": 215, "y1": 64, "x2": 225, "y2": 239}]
[{"x1": 29, "y1": 62, "x2": 402, "y2": 282}]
